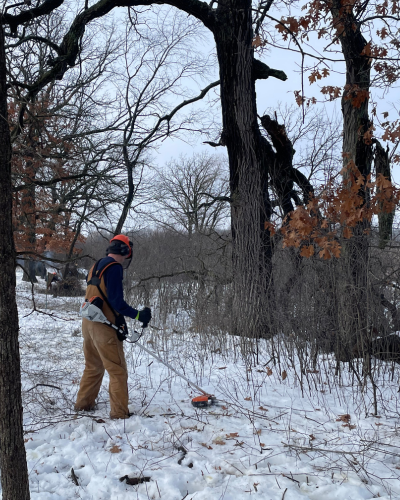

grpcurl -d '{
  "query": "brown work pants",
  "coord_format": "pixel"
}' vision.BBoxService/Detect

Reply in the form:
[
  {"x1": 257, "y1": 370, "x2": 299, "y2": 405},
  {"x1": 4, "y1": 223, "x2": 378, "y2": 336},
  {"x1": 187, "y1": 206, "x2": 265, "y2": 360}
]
[{"x1": 75, "y1": 318, "x2": 129, "y2": 419}]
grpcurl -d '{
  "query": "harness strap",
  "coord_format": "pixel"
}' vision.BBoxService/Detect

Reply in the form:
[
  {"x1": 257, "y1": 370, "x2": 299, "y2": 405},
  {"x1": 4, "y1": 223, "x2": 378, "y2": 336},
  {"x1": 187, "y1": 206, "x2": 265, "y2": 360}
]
[
  {"x1": 86, "y1": 260, "x2": 127, "y2": 340},
  {"x1": 87, "y1": 260, "x2": 120, "y2": 285}
]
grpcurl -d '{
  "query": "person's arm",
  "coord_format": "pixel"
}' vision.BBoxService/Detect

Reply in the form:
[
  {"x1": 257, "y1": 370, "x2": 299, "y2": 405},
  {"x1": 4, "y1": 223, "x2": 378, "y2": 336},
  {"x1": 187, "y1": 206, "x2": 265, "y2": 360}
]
[{"x1": 103, "y1": 264, "x2": 139, "y2": 319}]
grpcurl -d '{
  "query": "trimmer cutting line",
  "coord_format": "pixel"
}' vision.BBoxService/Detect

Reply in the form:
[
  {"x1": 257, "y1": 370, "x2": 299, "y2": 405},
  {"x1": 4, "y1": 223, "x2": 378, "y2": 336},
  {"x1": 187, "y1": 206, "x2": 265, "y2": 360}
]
[{"x1": 79, "y1": 299, "x2": 218, "y2": 407}]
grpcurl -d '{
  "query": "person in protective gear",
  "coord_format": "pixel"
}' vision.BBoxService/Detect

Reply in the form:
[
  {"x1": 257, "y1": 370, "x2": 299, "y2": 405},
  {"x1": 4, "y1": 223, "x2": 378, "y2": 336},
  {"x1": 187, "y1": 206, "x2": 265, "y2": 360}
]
[{"x1": 74, "y1": 235, "x2": 152, "y2": 419}]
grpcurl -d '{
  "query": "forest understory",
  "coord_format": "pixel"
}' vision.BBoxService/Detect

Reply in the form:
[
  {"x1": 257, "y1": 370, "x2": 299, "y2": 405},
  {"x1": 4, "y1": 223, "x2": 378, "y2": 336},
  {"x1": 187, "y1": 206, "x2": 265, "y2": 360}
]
[{"x1": 12, "y1": 270, "x2": 400, "y2": 500}]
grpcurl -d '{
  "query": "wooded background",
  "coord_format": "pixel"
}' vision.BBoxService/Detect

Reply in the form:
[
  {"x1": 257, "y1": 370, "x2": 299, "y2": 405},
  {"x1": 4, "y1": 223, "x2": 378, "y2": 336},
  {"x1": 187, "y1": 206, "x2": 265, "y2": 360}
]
[{"x1": 1, "y1": 0, "x2": 400, "y2": 498}]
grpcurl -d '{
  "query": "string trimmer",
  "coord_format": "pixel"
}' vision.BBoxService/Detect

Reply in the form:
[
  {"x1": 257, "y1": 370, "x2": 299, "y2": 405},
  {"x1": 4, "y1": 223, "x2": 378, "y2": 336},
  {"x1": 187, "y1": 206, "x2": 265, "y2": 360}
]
[
  {"x1": 80, "y1": 299, "x2": 218, "y2": 407},
  {"x1": 128, "y1": 336, "x2": 219, "y2": 408}
]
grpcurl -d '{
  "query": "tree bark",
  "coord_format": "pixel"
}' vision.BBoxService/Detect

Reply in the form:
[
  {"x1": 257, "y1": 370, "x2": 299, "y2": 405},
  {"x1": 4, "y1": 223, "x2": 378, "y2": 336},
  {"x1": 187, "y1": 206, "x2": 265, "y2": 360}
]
[
  {"x1": 374, "y1": 140, "x2": 393, "y2": 249},
  {"x1": 21, "y1": 157, "x2": 38, "y2": 283},
  {"x1": 331, "y1": 0, "x2": 373, "y2": 360},
  {"x1": 0, "y1": 19, "x2": 31, "y2": 500},
  {"x1": 214, "y1": 0, "x2": 267, "y2": 342}
]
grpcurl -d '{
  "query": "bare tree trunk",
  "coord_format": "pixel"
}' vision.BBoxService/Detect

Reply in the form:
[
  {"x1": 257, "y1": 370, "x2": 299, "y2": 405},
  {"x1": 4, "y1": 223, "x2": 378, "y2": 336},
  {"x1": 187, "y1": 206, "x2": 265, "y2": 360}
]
[
  {"x1": 214, "y1": 0, "x2": 266, "y2": 342},
  {"x1": 19, "y1": 137, "x2": 38, "y2": 283},
  {"x1": 332, "y1": 0, "x2": 373, "y2": 360},
  {"x1": 374, "y1": 140, "x2": 393, "y2": 249},
  {"x1": 0, "y1": 19, "x2": 30, "y2": 500},
  {"x1": 20, "y1": 159, "x2": 38, "y2": 282},
  {"x1": 260, "y1": 170, "x2": 276, "y2": 338},
  {"x1": 22, "y1": 259, "x2": 38, "y2": 283}
]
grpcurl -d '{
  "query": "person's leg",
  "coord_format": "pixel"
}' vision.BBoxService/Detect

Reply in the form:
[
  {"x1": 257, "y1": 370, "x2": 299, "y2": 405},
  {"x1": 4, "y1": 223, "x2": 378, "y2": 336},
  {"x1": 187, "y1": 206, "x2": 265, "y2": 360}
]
[
  {"x1": 74, "y1": 319, "x2": 105, "y2": 411},
  {"x1": 91, "y1": 323, "x2": 129, "y2": 419}
]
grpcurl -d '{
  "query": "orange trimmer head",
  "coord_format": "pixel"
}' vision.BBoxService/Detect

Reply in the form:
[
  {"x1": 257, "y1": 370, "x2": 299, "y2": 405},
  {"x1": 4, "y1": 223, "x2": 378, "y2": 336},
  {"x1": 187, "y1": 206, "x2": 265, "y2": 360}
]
[{"x1": 191, "y1": 394, "x2": 218, "y2": 407}]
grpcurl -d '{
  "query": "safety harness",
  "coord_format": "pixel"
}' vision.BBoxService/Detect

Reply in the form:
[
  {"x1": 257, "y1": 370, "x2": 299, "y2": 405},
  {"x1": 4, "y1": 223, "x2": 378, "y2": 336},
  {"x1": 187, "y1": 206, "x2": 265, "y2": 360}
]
[{"x1": 81, "y1": 260, "x2": 129, "y2": 341}]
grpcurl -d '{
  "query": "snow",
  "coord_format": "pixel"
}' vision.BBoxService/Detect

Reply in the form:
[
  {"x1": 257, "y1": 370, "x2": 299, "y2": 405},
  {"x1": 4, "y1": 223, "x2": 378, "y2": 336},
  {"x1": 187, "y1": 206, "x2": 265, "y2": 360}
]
[{"x1": 2, "y1": 270, "x2": 400, "y2": 499}]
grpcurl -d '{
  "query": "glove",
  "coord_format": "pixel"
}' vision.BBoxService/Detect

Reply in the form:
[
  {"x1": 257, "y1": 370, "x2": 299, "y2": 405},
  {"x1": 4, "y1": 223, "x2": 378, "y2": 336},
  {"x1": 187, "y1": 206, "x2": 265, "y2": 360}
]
[{"x1": 136, "y1": 307, "x2": 152, "y2": 328}]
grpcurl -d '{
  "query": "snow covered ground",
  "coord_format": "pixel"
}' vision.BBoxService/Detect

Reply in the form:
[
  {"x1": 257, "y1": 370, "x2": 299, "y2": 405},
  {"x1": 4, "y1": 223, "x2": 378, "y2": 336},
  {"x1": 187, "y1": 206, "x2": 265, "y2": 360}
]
[{"x1": 4, "y1": 271, "x2": 400, "y2": 499}]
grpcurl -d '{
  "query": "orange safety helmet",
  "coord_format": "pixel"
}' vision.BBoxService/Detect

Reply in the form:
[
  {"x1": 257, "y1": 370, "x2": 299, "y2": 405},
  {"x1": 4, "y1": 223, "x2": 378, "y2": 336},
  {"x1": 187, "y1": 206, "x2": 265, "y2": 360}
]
[{"x1": 109, "y1": 234, "x2": 133, "y2": 258}]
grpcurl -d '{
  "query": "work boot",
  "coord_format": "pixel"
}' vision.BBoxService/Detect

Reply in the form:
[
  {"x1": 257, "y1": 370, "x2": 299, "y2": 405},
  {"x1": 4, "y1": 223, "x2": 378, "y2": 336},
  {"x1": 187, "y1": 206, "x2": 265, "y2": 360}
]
[
  {"x1": 110, "y1": 412, "x2": 133, "y2": 420},
  {"x1": 74, "y1": 404, "x2": 97, "y2": 412}
]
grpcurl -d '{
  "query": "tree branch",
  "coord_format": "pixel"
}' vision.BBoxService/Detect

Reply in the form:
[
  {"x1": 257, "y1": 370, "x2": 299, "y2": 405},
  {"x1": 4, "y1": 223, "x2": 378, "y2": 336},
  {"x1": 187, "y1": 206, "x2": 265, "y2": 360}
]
[
  {"x1": 186, "y1": 193, "x2": 232, "y2": 215},
  {"x1": 134, "y1": 269, "x2": 200, "y2": 286},
  {"x1": 253, "y1": 58, "x2": 287, "y2": 81},
  {"x1": 254, "y1": 0, "x2": 274, "y2": 36},
  {"x1": 3, "y1": 0, "x2": 65, "y2": 33},
  {"x1": 6, "y1": 35, "x2": 62, "y2": 54},
  {"x1": 290, "y1": 167, "x2": 314, "y2": 206},
  {"x1": 13, "y1": 171, "x2": 91, "y2": 192}
]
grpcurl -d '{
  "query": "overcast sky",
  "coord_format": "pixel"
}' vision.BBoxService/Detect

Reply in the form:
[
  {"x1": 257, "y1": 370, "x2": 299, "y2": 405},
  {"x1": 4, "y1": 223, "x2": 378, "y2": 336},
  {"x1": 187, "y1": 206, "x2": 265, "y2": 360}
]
[{"x1": 152, "y1": 6, "x2": 399, "y2": 182}]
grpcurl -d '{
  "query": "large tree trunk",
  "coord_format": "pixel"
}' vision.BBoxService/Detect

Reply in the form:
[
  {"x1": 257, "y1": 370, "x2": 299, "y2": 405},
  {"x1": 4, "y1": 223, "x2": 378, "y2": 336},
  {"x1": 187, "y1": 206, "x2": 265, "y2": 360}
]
[
  {"x1": 0, "y1": 19, "x2": 31, "y2": 500},
  {"x1": 259, "y1": 164, "x2": 276, "y2": 339},
  {"x1": 332, "y1": 0, "x2": 373, "y2": 360},
  {"x1": 21, "y1": 169, "x2": 38, "y2": 283},
  {"x1": 214, "y1": 0, "x2": 267, "y2": 343},
  {"x1": 22, "y1": 258, "x2": 38, "y2": 283},
  {"x1": 374, "y1": 140, "x2": 393, "y2": 249}
]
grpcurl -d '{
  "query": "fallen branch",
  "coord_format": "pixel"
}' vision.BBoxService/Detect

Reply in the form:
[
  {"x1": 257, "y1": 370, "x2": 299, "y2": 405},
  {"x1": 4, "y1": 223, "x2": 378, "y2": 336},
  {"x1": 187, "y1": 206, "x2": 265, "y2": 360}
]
[
  {"x1": 119, "y1": 475, "x2": 151, "y2": 485},
  {"x1": 26, "y1": 383, "x2": 62, "y2": 393},
  {"x1": 70, "y1": 468, "x2": 79, "y2": 486}
]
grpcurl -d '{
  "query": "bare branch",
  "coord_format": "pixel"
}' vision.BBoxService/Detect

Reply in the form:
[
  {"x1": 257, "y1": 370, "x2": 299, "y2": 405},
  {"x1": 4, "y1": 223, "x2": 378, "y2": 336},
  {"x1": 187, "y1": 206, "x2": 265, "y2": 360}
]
[
  {"x1": 6, "y1": 34, "x2": 62, "y2": 54},
  {"x1": 3, "y1": 0, "x2": 64, "y2": 33}
]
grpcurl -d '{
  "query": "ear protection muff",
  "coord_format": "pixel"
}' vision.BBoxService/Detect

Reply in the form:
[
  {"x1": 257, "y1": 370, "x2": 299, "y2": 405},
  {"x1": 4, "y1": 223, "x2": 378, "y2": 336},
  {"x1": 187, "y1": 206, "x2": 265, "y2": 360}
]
[{"x1": 120, "y1": 245, "x2": 130, "y2": 256}]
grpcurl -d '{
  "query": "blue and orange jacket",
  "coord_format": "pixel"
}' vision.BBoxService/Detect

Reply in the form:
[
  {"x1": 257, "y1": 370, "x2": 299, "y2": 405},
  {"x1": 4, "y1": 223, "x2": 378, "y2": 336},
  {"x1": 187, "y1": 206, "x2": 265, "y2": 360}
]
[{"x1": 85, "y1": 257, "x2": 138, "y2": 324}]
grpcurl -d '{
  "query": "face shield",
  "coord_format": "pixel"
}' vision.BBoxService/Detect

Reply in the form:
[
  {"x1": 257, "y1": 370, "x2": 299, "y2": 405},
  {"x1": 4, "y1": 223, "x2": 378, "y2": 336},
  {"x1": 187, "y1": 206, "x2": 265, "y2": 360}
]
[
  {"x1": 122, "y1": 241, "x2": 133, "y2": 269},
  {"x1": 122, "y1": 256, "x2": 132, "y2": 270}
]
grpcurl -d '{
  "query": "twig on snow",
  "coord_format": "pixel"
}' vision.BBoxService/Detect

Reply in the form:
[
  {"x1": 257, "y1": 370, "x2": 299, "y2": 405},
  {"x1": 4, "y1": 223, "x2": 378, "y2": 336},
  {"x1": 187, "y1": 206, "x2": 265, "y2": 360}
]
[{"x1": 26, "y1": 383, "x2": 62, "y2": 392}]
